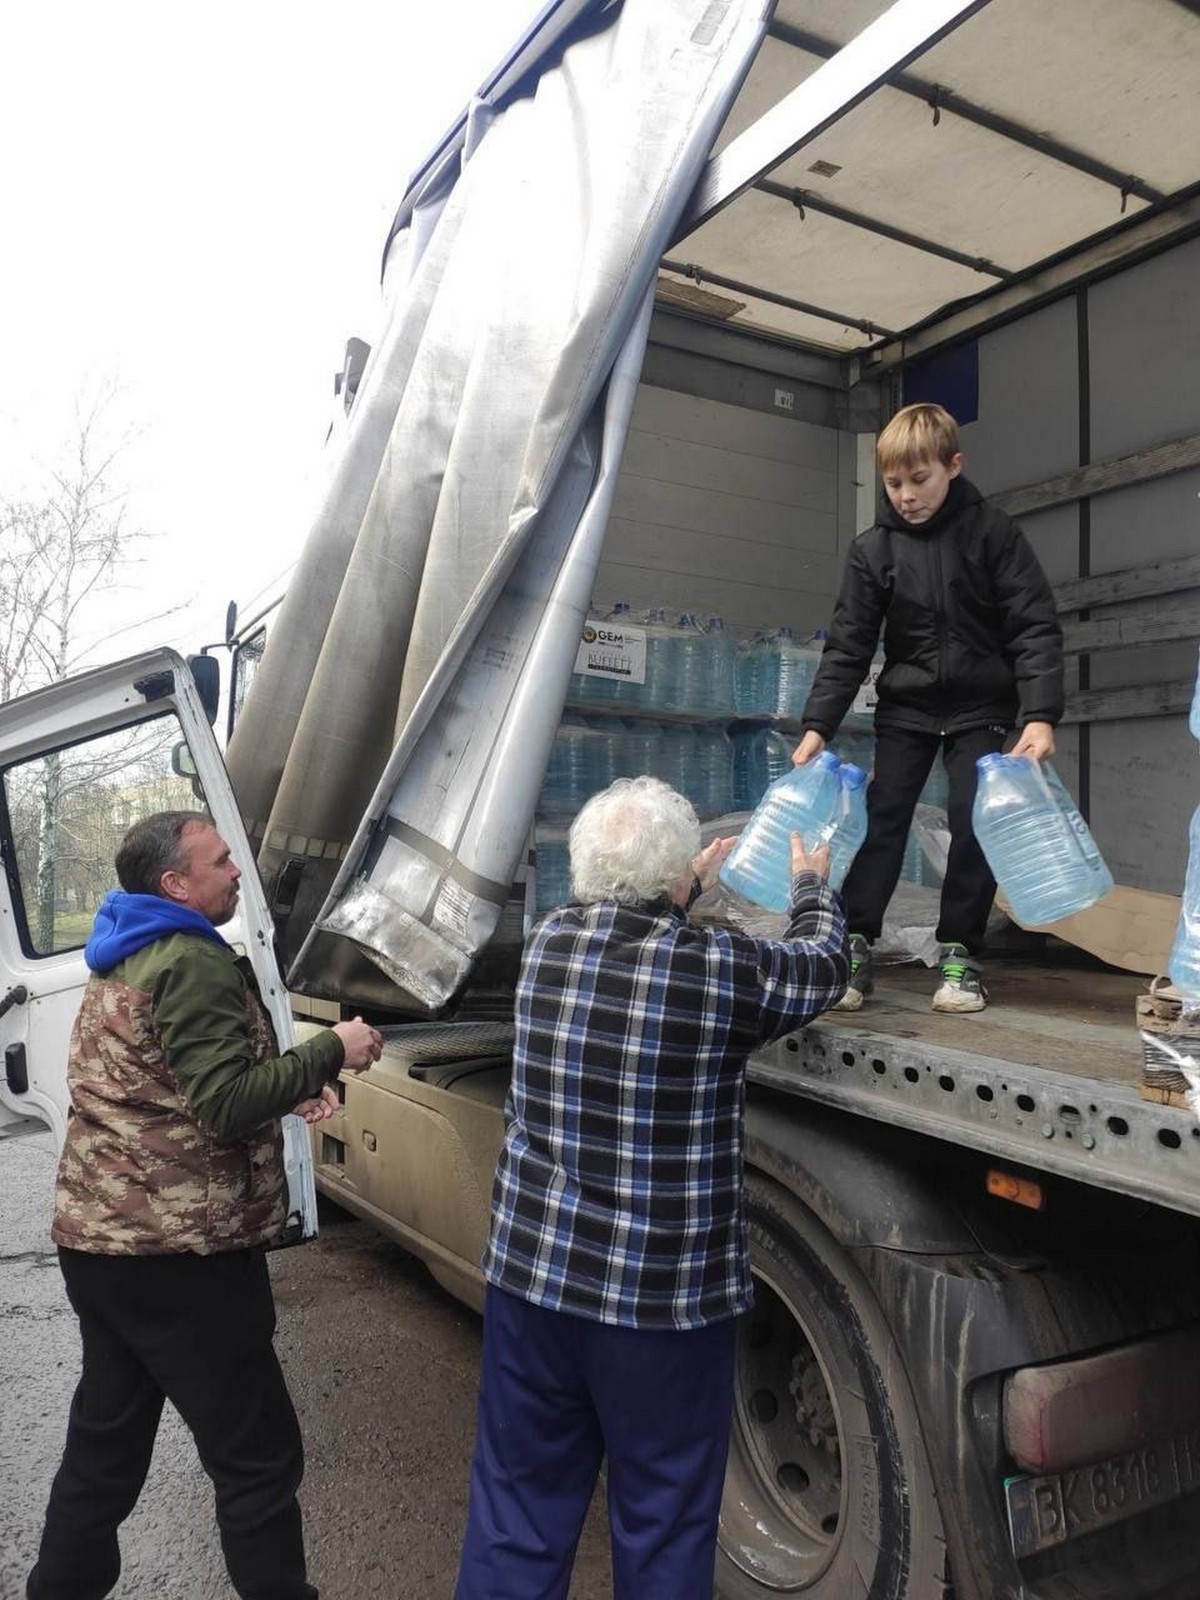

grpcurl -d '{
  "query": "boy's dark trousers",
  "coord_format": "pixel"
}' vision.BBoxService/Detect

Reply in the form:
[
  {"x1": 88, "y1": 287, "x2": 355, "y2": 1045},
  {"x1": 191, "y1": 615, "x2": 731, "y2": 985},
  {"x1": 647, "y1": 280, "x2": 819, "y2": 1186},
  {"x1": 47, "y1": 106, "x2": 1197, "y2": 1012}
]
[
  {"x1": 27, "y1": 1245, "x2": 316, "y2": 1600},
  {"x1": 841, "y1": 723, "x2": 1008, "y2": 954}
]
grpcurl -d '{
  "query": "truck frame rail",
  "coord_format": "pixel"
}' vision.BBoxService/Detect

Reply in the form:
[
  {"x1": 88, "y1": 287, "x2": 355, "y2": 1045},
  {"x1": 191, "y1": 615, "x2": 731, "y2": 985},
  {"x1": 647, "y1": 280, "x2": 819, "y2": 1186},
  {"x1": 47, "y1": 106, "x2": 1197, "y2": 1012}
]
[{"x1": 748, "y1": 959, "x2": 1200, "y2": 1219}]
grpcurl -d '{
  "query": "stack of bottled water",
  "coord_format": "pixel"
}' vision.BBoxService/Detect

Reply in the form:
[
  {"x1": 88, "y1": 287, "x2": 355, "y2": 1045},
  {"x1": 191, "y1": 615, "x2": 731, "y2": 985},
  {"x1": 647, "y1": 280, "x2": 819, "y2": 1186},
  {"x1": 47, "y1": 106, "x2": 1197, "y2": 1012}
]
[
  {"x1": 721, "y1": 751, "x2": 843, "y2": 912},
  {"x1": 972, "y1": 755, "x2": 1113, "y2": 925},
  {"x1": 1167, "y1": 650, "x2": 1200, "y2": 997}
]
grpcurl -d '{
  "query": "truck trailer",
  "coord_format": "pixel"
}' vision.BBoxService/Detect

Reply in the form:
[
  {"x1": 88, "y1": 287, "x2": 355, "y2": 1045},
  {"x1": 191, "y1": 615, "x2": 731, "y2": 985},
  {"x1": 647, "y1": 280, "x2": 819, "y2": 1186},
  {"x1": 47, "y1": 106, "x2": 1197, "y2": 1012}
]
[{"x1": 3, "y1": 2, "x2": 1200, "y2": 1596}]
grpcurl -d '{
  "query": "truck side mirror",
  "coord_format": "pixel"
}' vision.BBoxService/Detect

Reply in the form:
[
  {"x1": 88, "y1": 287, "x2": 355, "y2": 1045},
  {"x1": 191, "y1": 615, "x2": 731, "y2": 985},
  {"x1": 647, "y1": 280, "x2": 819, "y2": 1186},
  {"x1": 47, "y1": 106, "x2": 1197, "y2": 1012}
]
[
  {"x1": 170, "y1": 740, "x2": 205, "y2": 803},
  {"x1": 187, "y1": 654, "x2": 221, "y2": 726}
]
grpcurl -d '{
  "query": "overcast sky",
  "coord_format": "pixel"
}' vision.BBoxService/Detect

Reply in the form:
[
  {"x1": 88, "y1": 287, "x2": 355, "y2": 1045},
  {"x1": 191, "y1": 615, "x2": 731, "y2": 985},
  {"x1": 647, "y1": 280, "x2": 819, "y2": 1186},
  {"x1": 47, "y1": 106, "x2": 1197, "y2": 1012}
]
[{"x1": 1, "y1": 0, "x2": 544, "y2": 668}]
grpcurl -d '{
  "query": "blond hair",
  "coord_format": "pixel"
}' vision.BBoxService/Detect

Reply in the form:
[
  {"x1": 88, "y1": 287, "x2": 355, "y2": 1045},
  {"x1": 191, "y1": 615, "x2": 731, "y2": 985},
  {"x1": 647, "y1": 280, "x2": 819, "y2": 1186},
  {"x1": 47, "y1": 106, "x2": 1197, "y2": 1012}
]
[{"x1": 877, "y1": 403, "x2": 959, "y2": 472}]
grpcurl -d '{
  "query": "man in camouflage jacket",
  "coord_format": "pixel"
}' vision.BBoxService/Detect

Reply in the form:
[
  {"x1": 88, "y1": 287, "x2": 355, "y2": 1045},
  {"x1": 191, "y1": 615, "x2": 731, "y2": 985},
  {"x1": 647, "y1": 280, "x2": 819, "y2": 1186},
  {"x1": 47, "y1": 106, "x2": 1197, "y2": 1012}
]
[{"x1": 27, "y1": 811, "x2": 383, "y2": 1600}]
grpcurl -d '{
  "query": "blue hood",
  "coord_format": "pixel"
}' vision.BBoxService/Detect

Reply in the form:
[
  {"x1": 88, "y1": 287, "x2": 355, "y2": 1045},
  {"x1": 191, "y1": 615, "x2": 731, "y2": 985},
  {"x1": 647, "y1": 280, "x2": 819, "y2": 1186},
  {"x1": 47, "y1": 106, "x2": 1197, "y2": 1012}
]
[{"x1": 84, "y1": 891, "x2": 228, "y2": 974}]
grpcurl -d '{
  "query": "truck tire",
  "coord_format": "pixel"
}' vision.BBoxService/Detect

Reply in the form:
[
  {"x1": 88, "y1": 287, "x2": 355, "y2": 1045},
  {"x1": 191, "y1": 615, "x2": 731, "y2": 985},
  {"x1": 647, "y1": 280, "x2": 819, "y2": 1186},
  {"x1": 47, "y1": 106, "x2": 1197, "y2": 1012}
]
[{"x1": 716, "y1": 1172, "x2": 952, "y2": 1599}]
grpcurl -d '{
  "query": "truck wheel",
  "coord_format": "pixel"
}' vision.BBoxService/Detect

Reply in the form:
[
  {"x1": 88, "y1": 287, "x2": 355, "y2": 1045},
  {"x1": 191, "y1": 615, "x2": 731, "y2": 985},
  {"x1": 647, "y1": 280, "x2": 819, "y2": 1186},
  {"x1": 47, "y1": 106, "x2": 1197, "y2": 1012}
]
[{"x1": 717, "y1": 1173, "x2": 952, "y2": 1599}]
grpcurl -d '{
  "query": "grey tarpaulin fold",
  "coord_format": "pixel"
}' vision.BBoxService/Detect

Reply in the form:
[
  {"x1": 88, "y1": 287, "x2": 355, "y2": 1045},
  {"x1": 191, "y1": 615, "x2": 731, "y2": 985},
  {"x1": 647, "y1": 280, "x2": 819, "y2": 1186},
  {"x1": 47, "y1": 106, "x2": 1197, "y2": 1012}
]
[{"x1": 226, "y1": 0, "x2": 769, "y2": 1011}]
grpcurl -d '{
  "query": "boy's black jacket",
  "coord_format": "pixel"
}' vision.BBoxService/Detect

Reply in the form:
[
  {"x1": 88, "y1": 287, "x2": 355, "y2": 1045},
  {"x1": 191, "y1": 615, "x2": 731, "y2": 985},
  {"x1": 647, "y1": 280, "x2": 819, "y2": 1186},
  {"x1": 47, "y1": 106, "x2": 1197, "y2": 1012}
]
[{"x1": 802, "y1": 475, "x2": 1064, "y2": 739}]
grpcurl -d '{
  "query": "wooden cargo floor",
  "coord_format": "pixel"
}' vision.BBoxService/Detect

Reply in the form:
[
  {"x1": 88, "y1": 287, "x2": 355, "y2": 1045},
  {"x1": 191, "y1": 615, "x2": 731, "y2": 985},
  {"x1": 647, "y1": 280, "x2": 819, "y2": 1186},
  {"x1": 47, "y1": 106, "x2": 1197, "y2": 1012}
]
[{"x1": 823, "y1": 958, "x2": 1147, "y2": 1087}]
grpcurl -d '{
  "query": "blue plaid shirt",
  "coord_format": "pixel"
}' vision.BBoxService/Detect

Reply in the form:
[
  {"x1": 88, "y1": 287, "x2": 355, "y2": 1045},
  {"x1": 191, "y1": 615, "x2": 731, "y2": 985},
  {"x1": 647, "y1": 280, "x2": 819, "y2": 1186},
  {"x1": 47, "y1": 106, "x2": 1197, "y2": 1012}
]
[{"x1": 483, "y1": 871, "x2": 849, "y2": 1330}]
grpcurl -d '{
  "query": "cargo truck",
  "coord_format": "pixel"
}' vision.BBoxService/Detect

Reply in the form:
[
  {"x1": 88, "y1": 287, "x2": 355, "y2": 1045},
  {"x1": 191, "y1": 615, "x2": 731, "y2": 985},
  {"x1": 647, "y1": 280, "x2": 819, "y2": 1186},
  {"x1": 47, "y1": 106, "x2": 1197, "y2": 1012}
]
[{"x1": 4, "y1": 2, "x2": 1200, "y2": 1596}]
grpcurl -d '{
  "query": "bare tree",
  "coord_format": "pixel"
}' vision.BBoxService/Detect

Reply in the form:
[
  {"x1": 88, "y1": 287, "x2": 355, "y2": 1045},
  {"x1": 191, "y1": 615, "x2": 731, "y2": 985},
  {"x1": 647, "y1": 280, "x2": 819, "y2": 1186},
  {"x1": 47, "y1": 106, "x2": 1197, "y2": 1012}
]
[
  {"x1": 0, "y1": 383, "x2": 146, "y2": 701},
  {"x1": 0, "y1": 384, "x2": 186, "y2": 943}
]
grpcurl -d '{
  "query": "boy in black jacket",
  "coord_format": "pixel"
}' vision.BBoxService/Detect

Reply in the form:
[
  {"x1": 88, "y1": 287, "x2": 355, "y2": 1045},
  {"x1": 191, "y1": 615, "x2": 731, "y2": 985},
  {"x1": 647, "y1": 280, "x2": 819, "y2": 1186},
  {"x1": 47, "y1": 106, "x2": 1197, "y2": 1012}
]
[{"x1": 792, "y1": 403, "x2": 1063, "y2": 1013}]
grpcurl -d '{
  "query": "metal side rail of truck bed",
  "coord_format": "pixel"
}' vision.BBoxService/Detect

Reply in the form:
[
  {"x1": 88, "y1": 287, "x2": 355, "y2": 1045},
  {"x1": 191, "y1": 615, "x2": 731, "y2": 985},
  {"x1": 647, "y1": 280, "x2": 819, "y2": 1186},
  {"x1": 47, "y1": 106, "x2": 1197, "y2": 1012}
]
[{"x1": 747, "y1": 959, "x2": 1200, "y2": 1220}]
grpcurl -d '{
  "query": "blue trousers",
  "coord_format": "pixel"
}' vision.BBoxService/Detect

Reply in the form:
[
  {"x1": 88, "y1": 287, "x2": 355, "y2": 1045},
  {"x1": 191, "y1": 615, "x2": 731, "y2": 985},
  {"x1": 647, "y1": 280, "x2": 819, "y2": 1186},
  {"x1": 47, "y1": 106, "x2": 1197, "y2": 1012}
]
[{"x1": 455, "y1": 1285, "x2": 737, "y2": 1600}]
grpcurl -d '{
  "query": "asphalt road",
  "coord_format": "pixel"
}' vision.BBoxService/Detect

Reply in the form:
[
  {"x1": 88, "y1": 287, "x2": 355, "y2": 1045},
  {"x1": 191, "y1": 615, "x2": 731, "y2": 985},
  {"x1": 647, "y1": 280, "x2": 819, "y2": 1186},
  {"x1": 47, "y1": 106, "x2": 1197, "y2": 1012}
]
[{"x1": 0, "y1": 1133, "x2": 613, "y2": 1600}]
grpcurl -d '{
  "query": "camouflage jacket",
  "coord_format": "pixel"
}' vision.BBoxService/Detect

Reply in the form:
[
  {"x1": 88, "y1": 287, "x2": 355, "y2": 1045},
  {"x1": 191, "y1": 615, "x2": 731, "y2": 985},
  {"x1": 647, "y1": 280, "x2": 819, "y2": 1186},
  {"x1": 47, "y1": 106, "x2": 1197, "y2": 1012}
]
[{"x1": 53, "y1": 932, "x2": 344, "y2": 1256}]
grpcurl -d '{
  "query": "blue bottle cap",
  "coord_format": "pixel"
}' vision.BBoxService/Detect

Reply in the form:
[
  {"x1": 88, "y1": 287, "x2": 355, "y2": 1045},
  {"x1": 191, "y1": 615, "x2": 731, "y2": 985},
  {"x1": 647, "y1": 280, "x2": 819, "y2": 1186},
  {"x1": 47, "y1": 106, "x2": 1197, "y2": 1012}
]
[
  {"x1": 815, "y1": 750, "x2": 842, "y2": 771},
  {"x1": 841, "y1": 763, "x2": 867, "y2": 786}
]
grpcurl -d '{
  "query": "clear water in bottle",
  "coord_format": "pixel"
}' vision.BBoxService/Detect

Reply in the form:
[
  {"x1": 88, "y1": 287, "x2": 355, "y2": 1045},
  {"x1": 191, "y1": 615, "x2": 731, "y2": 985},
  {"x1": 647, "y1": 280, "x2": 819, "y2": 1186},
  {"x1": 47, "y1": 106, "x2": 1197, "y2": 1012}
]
[
  {"x1": 658, "y1": 722, "x2": 699, "y2": 807},
  {"x1": 720, "y1": 751, "x2": 842, "y2": 912},
  {"x1": 1168, "y1": 803, "x2": 1200, "y2": 999},
  {"x1": 828, "y1": 763, "x2": 868, "y2": 891},
  {"x1": 672, "y1": 613, "x2": 710, "y2": 714},
  {"x1": 776, "y1": 629, "x2": 820, "y2": 720},
  {"x1": 704, "y1": 615, "x2": 737, "y2": 715},
  {"x1": 694, "y1": 725, "x2": 734, "y2": 818},
  {"x1": 1189, "y1": 646, "x2": 1200, "y2": 743},
  {"x1": 758, "y1": 626, "x2": 790, "y2": 717},
  {"x1": 638, "y1": 608, "x2": 677, "y2": 713},
  {"x1": 615, "y1": 718, "x2": 659, "y2": 782},
  {"x1": 735, "y1": 634, "x2": 764, "y2": 715},
  {"x1": 972, "y1": 755, "x2": 1111, "y2": 925}
]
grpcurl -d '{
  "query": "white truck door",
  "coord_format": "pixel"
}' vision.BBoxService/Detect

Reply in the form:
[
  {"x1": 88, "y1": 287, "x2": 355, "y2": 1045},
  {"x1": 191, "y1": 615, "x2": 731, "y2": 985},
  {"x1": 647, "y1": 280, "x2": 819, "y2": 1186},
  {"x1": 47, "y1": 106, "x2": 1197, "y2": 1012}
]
[{"x1": 0, "y1": 648, "x2": 318, "y2": 1240}]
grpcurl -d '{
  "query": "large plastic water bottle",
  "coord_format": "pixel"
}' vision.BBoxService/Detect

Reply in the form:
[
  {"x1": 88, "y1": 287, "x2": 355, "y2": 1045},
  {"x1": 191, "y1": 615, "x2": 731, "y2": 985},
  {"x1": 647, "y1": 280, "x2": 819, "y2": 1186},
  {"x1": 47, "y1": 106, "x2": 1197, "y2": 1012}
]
[
  {"x1": 615, "y1": 717, "x2": 659, "y2": 782},
  {"x1": 776, "y1": 629, "x2": 820, "y2": 720},
  {"x1": 735, "y1": 634, "x2": 765, "y2": 714},
  {"x1": 694, "y1": 725, "x2": 734, "y2": 818},
  {"x1": 828, "y1": 763, "x2": 868, "y2": 891},
  {"x1": 638, "y1": 608, "x2": 676, "y2": 712},
  {"x1": 704, "y1": 615, "x2": 737, "y2": 715},
  {"x1": 972, "y1": 755, "x2": 1112, "y2": 925},
  {"x1": 1168, "y1": 803, "x2": 1200, "y2": 999},
  {"x1": 758, "y1": 626, "x2": 792, "y2": 717},
  {"x1": 720, "y1": 751, "x2": 842, "y2": 912},
  {"x1": 673, "y1": 613, "x2": 710, "y2": 714},
  {"x1": 1189, "y1": 646, "x2": 1200, "y2": 743}
]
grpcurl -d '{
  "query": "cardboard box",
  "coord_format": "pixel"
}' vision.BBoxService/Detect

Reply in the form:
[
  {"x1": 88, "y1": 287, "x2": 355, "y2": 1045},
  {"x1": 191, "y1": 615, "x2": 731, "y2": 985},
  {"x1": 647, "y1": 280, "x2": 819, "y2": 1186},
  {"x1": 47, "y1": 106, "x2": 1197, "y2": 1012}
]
[{"x1": 995, "y1": 884, "x2": 1181, "y2": 976}]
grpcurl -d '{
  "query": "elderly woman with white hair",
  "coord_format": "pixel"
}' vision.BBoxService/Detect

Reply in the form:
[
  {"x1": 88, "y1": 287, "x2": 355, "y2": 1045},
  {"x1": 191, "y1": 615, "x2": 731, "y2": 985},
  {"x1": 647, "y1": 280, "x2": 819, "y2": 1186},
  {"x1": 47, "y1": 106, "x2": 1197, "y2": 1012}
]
[{"x1": 457, "y1": 775, "x2": 849, "y2": 1600}]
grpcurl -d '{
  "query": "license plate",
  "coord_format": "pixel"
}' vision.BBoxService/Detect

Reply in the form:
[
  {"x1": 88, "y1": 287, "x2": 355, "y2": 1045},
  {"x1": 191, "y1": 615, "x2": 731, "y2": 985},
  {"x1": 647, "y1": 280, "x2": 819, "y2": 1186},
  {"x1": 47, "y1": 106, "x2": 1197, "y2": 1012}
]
[{"x1": 1006, "y1": 1428, "x2": 1200, "y2": 1557}]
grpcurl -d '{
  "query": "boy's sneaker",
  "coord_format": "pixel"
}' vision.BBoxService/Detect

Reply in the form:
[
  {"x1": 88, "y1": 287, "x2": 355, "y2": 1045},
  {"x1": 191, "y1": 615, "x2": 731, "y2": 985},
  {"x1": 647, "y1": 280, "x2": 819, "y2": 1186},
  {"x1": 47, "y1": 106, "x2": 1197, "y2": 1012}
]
[
  {"x1": 833, "y1": 933, "x2": 873, "y2": 1011},
  {"x1": 932, "y1": 943, "x2": 986, "y2": 1013}
]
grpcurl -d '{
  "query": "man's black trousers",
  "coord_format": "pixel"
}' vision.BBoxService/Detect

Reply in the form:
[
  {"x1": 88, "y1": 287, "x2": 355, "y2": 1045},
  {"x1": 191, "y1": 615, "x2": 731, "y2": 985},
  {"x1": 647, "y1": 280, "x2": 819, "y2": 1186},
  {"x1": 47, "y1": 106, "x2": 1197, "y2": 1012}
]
[
  {"x1": 27, "y1": 1244, "x2": 316, "y2": 1600},
  {"x1": 841, "y1": 722, "x2": 1008, "y2": 955}
]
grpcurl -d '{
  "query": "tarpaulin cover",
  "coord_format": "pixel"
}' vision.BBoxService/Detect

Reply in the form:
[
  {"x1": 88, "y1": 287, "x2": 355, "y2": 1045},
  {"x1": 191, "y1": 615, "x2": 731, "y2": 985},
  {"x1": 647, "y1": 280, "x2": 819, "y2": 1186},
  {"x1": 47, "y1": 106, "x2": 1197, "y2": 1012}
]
[{"x1": 227, "y1": 0, "x2": 769, "y2": 1010}]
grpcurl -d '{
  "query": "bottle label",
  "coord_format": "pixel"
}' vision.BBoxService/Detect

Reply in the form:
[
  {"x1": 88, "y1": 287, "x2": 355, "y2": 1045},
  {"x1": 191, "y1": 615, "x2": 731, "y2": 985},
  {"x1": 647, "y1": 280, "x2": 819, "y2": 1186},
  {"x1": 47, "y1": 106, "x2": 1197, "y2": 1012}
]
[
  {"x1": 573, "y1": 620, "x2": 646, "y2": 684},
  {"x1": 852, "y1": 663, "x2": 882, "y2": 714}
]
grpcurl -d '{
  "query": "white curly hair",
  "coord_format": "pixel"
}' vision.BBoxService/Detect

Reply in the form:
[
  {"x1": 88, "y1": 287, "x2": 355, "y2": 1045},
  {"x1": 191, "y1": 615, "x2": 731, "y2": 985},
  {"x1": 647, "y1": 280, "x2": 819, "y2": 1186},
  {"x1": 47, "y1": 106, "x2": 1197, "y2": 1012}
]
[{"x1": 568, "y1": 776, "x2": 700, "y2": 906}]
